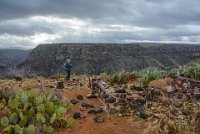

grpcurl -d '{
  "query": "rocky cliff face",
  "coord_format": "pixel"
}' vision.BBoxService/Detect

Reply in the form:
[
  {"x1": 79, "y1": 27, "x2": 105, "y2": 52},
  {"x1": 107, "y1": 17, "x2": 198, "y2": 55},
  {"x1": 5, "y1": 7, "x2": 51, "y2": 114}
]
[{"x1": 17, "y1": 43, "x2": 200, "y2": 77}]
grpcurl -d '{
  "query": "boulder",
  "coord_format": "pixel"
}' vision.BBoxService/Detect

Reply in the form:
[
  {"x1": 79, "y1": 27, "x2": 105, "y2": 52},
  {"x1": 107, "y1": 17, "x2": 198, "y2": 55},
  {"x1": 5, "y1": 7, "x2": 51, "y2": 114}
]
[
  {"x1": 136, "y1": 99, "x2": 146, "y2": 105},
  {"x1": 73, "y1": 112, "x2": 81, "y2": 119},
  {"x1": 131, "y1": 86, "x2": 144, "y2": 91},
  {"x1": 135, "y1": 108, "x2": 148, "y2": 119},
  {"x1": 115, "y1": 89, "x2": 126, "y2": 93},
  {"x1": 165, "y1": 86, "x2": 175, "y2": 93},
  {"x1": 183, "y1": 82, "x2": 190, "y2": 89},
  {"x1": 192, "y1": 94, "x2": 200, "y2": 100},
  {"x1": 105, "y1": 96, "x2": 116, "y2": 103},
  {"x1": 88, "y1": 109, "x2": 98, "y2": 114},
  {"x1": 57, "y1": 81, "x2": 64, "y2": 89},
  {"x1": 70, "y1": 99, "x2": 79, "y2": 105},
  {"x1": 81, "y1": 103, "x2": 94, "y2": 108},
  {"x1": 86, "y1": 94, "x2": 98, "y2": 99},
  {"x1": 77, "y1": 95, "x2": 84, "y2": 100},
  {"x1": 94, "y1": 116, "x2": 105, "y2": 123}
]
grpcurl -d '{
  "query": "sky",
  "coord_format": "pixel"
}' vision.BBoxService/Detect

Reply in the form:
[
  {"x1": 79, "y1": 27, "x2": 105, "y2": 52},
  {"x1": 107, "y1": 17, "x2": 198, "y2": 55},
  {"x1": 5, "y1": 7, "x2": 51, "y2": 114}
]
[{"x1": 0, "y1": 0, "x2": 200, "y2": 49}]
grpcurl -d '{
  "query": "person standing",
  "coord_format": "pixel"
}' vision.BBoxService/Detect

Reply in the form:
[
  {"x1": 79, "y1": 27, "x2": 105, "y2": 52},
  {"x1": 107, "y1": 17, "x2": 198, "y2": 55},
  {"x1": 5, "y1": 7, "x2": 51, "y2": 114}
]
[{"x1": 64, "y1": 59, "x2": 72, "y2": 80}]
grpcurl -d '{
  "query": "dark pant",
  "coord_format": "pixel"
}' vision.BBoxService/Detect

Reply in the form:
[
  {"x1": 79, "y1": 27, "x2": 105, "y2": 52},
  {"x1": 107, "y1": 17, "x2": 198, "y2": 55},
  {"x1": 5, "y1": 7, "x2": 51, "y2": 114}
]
[{"x1": 66, "y1": 70, "x2": 71, "y2": 80}]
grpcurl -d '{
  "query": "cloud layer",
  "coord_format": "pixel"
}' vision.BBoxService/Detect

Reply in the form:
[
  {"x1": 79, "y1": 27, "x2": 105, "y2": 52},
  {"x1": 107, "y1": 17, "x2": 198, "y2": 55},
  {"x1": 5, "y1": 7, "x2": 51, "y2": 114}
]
[{"x1": 0, "y1": 0, "x2": 200, "y2": 49}]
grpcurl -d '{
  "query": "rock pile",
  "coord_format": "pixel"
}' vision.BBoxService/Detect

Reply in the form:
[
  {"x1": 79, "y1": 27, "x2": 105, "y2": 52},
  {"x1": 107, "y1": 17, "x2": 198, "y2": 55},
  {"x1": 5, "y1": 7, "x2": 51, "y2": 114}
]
[
  {"x1": 69, "y1": 92, "x2": 105, "y2": 122},
  {"x1": 91, "y1": 76, "x2": 200, "y2": 120},
  {"x1": 171, "y1": 76, "x2": 200, "y2": 100},
  {"x1": 91, "y1": 79, "x2": 147, "y2": 117}
]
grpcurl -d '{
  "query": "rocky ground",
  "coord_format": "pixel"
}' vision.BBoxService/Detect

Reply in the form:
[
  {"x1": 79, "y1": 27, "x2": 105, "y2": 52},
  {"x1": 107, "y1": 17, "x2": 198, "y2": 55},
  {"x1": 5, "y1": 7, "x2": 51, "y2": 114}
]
[
  {"x1": 55, "y1": 87, "x2": 142, "y2": 134},
  {"x1": 1, "y1": 76, "x2": 200, "y2": 134},
  {"x1": 0, "y1": 76, "x2": 143, "y2": 134}
]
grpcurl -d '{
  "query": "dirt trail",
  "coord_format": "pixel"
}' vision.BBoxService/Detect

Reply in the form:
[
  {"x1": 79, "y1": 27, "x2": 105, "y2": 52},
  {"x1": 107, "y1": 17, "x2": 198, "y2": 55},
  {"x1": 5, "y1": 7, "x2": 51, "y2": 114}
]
[{"x1": 54, "y1": 87, "x2": 143, "y2": 134}]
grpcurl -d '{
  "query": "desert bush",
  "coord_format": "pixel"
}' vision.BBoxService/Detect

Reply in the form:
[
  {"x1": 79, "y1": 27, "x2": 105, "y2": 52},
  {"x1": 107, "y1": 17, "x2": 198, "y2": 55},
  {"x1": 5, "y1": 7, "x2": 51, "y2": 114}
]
[
  {"x1": 166, "y1": 61, "x2": 200, "y2": 80},
  {"x1": 104, "y1": 72, "x2": 132, "y2": 85},
  {"x1": 139, "y1": 68, "x2": 166, "y2": 86},
  {"x1": 0, "y1": 88, "x2": 73, "y2": 134},
  {"x1": 179, "y1": 61, "x2": 200, "y2": 79},
  {"x1": 129, "y1": 71, "x2": 142, "y2": 80},
  {"x1": 168, "y1": 68, "x2": 179, "y2": 77},
  {"x1": 100, "y1": 73, "x2": 109, "y2": 79}
]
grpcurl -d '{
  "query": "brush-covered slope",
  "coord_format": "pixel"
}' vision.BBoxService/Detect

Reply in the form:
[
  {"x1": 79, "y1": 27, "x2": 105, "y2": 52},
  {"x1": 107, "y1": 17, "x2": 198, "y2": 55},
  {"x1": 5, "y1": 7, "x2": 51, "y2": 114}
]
[{"x1": 18, "y1": 43, "x2": 200, "y2": 77}]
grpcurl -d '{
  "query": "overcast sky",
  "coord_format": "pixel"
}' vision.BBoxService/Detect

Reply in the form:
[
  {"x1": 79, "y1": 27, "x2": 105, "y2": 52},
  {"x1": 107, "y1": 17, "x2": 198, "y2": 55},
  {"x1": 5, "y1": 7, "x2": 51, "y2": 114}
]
[{"x1": 0, "y1": 0, "x2": 200, "y2": 49}]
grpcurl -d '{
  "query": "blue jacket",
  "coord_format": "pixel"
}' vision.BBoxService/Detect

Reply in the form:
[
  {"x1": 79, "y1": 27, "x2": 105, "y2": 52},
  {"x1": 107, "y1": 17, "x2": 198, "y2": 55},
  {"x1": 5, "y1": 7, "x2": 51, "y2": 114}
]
[{"x1": 64, "y1": 63, "x2": 72, "y2": 71}]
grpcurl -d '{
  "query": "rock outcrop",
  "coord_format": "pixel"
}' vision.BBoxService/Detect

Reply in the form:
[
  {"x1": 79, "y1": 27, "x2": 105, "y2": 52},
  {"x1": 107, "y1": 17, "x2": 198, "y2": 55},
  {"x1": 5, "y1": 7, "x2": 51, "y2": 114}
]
[{"x1": 17, "y1": 43, "x2": 200, "y2": 77}]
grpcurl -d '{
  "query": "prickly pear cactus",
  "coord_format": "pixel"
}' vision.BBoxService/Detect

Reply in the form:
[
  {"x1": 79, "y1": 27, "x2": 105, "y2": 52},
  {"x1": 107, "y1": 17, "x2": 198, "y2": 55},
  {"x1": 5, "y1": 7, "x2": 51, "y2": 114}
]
[
  {"x1": 36, "y1": 113, "x2": 46, "y2": 124},
  {"x1": 25, "y1": 125, "x2": 35, "y2": 134},
  {"x1": 9, "y1": 112, "x2": 19, "y2": 124},
  {"x1": 42, "y1": 124, "x2": 54, "y2": 133},
  {"x1": 0, "y1": 117, "x2": 9, "y2": 127},
  {"x1": 0, "y1": 88, "x2": 73, "y2": 134},
  {"x1": 14, "y1": 124, "x2": 24, "y2": 134}
]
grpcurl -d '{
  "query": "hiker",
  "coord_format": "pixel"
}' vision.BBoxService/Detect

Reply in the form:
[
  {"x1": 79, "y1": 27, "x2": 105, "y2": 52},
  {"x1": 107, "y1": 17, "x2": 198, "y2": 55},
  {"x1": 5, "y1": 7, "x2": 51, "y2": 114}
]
[{"x1": 64, "y1": 59, "x2": 72, "y2": 80}]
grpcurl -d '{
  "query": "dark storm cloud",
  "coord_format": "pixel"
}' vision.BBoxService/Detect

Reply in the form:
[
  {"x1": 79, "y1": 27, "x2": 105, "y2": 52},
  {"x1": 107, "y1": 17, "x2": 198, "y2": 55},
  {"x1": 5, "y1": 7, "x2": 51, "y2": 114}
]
[
  {"x1": 1, "y1": 0, "x2": 200, "y2": 26},
  {"x1": 0, "y1": 0, "x2": 126, "y2": 21},
  {"x1": 0, "y1": 0, "x2": 200, "y2": 49}
]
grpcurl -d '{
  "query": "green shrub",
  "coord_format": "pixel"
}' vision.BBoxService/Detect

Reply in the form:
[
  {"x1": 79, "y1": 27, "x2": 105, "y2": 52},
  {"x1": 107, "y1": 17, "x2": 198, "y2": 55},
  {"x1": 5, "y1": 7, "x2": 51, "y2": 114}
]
[
  {"x1": 100, "y1": 68, "x2": 167, "y2": 86},
  {"x1": 139, "y1": 67, "x2": 166, "y2": 86},
  {"x1": 179, "y1": 61, "x2": 200, "y2": 79},
  {"x1": 107, "y1": 73, "x2": 129, "y2": 85},
  {"x1": 129, "y1": 71, "x2": 142, "y2": 80},
  {"x1": 100, "y1": 73, "x2": 109, "y2": 79},
  {"x1": 168, "y1": 61, "x2": 200, "y2": 79},
  {"x1": 101, "y1": 71, "x2": 141, "y2": 85},
  {"x1": 168, "y1": 68, "x2": 179, "y2": 77}
]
